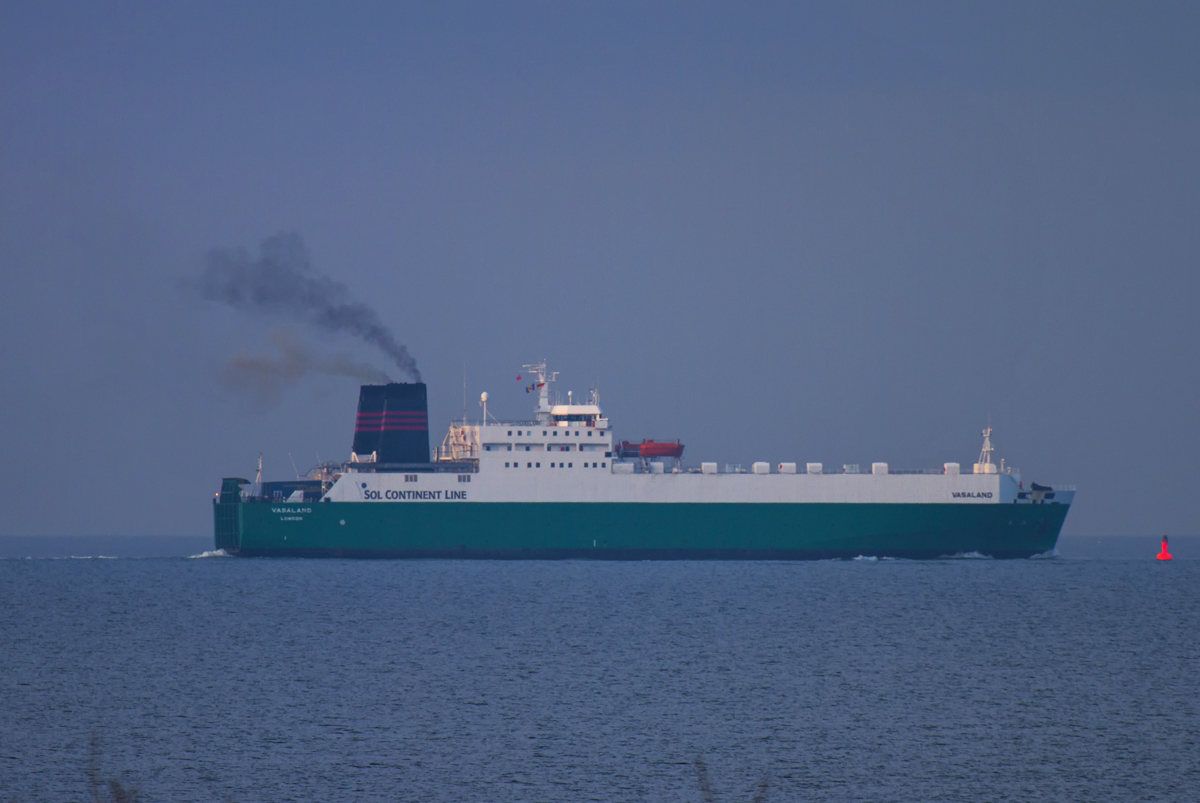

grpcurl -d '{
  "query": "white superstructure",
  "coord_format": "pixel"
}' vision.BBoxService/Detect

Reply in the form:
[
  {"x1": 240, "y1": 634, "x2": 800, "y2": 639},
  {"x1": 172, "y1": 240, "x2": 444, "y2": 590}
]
[{"x1": 323, "y1": 362, "x2": 1074, "y2": 511}]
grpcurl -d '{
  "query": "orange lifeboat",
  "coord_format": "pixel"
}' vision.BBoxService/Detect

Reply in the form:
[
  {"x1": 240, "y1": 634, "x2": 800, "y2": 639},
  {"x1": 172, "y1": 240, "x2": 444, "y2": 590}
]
[{"x1": 619, "y1": 439, "x2": 685, "y2": 459}]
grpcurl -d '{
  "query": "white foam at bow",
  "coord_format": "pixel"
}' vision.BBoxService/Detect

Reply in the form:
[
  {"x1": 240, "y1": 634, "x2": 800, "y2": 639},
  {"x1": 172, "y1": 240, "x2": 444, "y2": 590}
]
[{"x1": 189, "y1": 549, "x2": 231, "y2": 559}]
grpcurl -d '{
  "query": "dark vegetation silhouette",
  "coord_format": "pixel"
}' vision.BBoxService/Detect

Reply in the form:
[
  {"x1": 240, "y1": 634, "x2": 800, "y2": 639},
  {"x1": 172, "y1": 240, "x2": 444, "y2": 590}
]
[
  {"x1": 694, "y1": 755, "x2": 770, "y2": 803},
  {"x1": 46, "y1": 737, "x2": 762, "y2": 801},
  {"x1": 86, "y1": 734, "x2": 138, "y2": 803}
]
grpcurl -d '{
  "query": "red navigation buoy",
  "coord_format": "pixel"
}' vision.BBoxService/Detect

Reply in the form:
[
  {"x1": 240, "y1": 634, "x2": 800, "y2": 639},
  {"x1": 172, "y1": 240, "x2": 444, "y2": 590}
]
[{"x1": 1157, "y1": 536, "x2": 1173, "y2": 561}]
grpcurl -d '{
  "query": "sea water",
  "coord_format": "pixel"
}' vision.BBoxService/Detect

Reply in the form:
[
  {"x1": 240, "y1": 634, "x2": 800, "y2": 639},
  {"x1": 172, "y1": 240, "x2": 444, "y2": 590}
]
[{"x1": 1, "y1": 548, "x2": 1196, "y2": 801}]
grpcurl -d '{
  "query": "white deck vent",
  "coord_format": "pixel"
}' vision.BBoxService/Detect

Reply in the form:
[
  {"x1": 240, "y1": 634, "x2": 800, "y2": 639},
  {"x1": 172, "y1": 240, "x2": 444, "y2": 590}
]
[
  {"x1": 612, "y1": 462, "x2": 634, "y2": 474},
  {"x1": 872, "y1": 462, "x2": 889, "y2": 475},
  {"x1": 752, "y1": 462, "x2": 770, "y2": 475},
  {"x1": 650, "y1": 461, "x2": 665, "y2": 474},
  {"x1": 701, "y1": 462, "x2": 718, "y2": 474},
  {"x1": 807, "y1": 462, "x2": 823, "y2": 475},
  {"x1": 944, "y1": 462, "x2": 960, "y2": 476},
  {"x1": 778, "y1": 462, "x2": 797, "y2": 474}
]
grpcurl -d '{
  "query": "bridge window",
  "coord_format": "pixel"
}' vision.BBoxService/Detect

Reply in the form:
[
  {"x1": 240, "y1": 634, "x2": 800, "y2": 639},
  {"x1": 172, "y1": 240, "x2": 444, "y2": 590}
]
[
  {"x1": 404, "y1": 475, "x2": 417, "y2": 482},
  {"x1": 568, "y1": 462, "x2": 573, "y2": 468},
  {"x1": 536, "y1": 462, "x2": 541, "y2": 468},
  {"x1": 508, "y1": 431, "x2": 512, "y2": 436},
  {"x1": 505, "y1": 462, "x2": 510, "y2": 467}
]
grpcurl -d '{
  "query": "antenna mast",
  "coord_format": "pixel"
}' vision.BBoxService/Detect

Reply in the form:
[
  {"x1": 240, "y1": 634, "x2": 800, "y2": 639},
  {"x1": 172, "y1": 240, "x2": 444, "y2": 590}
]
[
  {"x1": 973, "y1": 426, "x2": 998, "y2": 474},
  {"x1": 522, "y1": 359, "x2": 559, "y2": 424}
]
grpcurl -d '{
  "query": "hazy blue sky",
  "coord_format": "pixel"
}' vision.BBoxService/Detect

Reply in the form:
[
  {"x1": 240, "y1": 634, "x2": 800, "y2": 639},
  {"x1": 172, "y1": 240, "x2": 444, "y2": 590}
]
[{"x1": 1, "y1": 2, "x2": 1197, "y2": 537}]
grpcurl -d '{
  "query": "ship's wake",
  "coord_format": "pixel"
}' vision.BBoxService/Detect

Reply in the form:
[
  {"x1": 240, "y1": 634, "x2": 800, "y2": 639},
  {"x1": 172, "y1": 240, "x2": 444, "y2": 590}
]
[
  {"x1": 939, "y1": 551, "x2": 994, "y2": 560},
  {"x1": 188, "y1": 549, "x2": 231, "y2": 559},
  {"x1": 1029, "y1": 548, "x2": 1060, "y2": 560}
]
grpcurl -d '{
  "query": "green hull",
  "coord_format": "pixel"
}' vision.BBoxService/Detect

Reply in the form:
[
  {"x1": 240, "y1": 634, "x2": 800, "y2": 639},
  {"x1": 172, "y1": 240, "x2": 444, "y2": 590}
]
[{"x1": 214, "y1": 498, "x2": 1068, "y2": 559}]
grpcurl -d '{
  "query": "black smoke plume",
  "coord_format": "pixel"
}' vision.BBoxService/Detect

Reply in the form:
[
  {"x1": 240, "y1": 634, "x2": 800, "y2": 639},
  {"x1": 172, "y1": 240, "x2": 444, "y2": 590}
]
[
  {"x1": 197, "y1": 232, "x2": 420, "y2": 381},
  {"x1": 224, "y1": 330, "x2": 392, "y2": 408}
]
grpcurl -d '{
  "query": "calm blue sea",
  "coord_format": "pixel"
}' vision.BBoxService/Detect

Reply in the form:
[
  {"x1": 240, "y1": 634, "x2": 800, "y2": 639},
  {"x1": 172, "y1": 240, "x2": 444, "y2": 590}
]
[{"x1": 1, "y1": 544, "x2": 1196, "y2": 802}]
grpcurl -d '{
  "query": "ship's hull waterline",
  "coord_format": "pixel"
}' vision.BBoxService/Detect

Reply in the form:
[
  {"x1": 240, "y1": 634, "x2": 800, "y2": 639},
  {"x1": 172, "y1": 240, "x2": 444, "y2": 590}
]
[{"x1": 215, "y1": 499, "x2": 1068, "y2": 560}]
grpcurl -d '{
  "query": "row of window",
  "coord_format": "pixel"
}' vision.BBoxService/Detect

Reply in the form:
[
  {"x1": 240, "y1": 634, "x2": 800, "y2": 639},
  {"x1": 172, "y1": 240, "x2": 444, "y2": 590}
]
[
  {"x1": 486, "y1": 445, "x2": 603, "y2": 452},
  {"x1": 503, "y1": 462, "x2": 607, "y2": 469},
  {"x1": 507, "y1": 429, "x2": 603, "y2": 437},
  {"x1": 404, "y1": 474, "x2": 473, "y2": 483}
]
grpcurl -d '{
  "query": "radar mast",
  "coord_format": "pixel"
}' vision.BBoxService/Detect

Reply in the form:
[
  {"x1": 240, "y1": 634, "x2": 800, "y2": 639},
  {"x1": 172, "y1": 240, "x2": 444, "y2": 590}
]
[
  {"x1": 974, "y1": 426, "x2": 998, "y2": 474},
  {"x1": 522, "y1": 360, "x2": 559, "y2": 424}
]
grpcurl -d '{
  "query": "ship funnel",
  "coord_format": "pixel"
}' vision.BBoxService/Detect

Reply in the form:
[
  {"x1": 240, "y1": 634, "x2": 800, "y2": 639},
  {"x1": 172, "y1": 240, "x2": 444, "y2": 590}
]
[{"x1": 351, "y1": 383, "x2": 430, "y2": 464}]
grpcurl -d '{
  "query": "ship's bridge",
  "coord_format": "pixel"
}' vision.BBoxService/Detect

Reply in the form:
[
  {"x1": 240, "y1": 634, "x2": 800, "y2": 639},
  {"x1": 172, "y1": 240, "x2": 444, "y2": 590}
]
[
  {"x1": 438, "y1": 414, "x2": 612, "y2": 461},
  {"x1": 550, "y1": 404, "x2": 602, "y2": 426},
  {"x1": 436, "y1": 361, "x2": 612, "y2": 466}
]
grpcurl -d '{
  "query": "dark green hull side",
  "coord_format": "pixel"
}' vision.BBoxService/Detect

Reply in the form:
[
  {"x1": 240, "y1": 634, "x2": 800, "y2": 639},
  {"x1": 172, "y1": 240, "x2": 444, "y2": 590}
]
[{"x1": 214, "y1": 500, "x2": 1069, "y2": 559}]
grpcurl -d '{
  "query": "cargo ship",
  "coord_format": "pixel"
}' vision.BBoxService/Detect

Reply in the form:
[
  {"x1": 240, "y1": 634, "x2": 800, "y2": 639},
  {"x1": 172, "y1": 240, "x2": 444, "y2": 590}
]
[{"x1": 213, "y1": 361, "x2": 1074, "y2": 559}]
